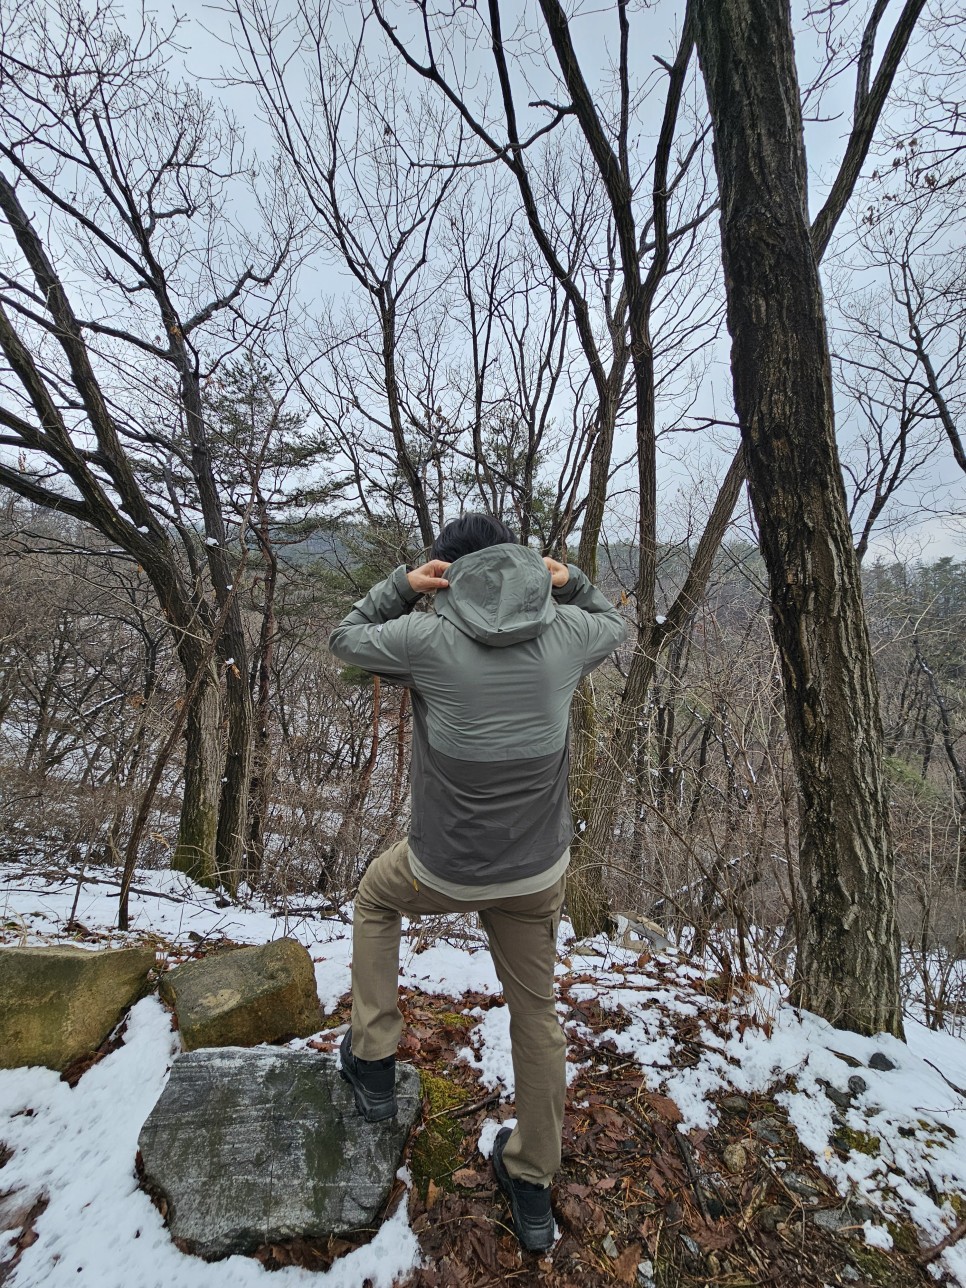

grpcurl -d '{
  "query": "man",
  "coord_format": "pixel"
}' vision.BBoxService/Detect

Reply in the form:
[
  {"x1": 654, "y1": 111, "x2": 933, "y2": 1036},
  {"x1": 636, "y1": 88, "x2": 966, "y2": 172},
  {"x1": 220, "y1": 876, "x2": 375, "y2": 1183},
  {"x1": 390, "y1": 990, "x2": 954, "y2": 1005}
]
[{"x1": 328, "y1": 514, "x2": 626, "y2": 1252}]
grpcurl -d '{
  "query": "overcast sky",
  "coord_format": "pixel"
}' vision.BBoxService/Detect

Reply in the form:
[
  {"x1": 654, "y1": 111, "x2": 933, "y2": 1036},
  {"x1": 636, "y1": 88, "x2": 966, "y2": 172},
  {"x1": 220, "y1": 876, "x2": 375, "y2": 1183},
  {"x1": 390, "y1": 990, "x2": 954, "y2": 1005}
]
[{"x1": 110, "y1": 0, "x2": 964, "y2": 561}]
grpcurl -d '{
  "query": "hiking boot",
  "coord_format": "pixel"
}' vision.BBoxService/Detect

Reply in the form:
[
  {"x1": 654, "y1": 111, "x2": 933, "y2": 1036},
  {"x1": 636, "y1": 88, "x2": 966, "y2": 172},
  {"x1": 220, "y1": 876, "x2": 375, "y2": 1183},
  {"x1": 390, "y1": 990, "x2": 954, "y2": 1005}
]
[
  {"x1": 492, "y1": 1125, "x2": 555, "y2": 1253},
  {"x1": 339, "y1": 1028, "x2": 397, "y2": 1122}
]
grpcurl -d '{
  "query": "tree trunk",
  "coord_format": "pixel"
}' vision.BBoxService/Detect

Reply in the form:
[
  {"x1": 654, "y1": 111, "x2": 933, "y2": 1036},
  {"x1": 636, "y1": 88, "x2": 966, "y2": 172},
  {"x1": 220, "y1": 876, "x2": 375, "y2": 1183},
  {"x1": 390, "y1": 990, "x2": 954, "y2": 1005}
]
[
  {"x1": 333, "y1": 676, "x2": 382, "y2": 869},
  {"x1": 567, "y1": 448, "x2": 747, "y2": 939},
  {"x1": 171, "y1": 658, "x2": 223, "y2": 886},
  {"x1": 694, "y1": 0, "x2": 903, "y2": 1036},
  {"x1": 217, "y1": 668, "x2": 254, "y2": 893},
  {"x1": 247, "y1": 532, "x2": 277, "y2": 886}
]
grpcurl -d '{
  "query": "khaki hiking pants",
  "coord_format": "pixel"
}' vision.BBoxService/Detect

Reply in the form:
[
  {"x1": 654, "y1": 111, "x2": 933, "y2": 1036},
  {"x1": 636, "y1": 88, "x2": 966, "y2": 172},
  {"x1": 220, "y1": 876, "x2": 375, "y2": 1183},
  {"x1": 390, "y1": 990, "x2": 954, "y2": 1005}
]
[{"x1": 350, "y1": 838, "x2": 567, "y2": 1187}]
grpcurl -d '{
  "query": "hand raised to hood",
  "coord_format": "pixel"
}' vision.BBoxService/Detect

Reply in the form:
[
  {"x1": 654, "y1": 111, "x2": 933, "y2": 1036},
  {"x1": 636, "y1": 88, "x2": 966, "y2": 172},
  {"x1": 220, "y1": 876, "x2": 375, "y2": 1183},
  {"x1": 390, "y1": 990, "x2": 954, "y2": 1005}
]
[
  {"x1": 543, "y1": 556, "x2": 570, "y2": 588},
  {"x1": 407, "y1": 560, "x2": 451, "y2": 594}
]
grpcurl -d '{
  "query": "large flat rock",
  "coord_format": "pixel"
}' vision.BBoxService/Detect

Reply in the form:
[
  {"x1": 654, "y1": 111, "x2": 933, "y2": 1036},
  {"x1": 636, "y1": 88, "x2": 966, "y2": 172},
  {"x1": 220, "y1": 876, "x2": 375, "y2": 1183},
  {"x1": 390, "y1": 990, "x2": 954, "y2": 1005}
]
[
  {"x1": 137, "y1": 1047, "x2": 421, "y2": 1258},
  {"x1": 159, "y1": 938, "x2": 321, "y2": 1050},
  {"x1": 0, "y1": 944, "x2": 155, "y2": 1071}
]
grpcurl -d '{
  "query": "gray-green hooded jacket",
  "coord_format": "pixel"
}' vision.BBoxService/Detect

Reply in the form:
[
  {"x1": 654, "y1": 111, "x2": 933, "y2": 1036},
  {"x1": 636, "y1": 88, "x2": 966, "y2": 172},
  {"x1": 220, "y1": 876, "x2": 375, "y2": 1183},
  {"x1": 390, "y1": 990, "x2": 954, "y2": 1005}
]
[{"x1": 328, "y1": 544, "x2": 626, "y2": 888}]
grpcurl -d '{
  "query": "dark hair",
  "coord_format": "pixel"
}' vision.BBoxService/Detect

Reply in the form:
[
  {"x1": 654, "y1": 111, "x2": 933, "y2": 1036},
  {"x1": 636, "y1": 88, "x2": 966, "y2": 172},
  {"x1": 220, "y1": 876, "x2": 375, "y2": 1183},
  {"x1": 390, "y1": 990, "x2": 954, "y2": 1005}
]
[{"x1": 430, "y1": 513, "x2": 518, "y2": 563}]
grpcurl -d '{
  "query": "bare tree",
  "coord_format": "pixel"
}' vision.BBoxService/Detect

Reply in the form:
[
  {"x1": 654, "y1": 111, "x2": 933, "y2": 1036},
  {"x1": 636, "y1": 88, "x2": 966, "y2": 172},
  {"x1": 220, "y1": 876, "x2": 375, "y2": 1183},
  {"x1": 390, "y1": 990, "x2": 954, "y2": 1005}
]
[
  {"x1": 366, "y1": 0, "x2": 733, "y2": 932},
  {"x1": 229, "y1": 0, "x2": 469, "y2": 553},
  {"x1": 0, "y1": 0, "x2": 294, "y2": 889},
  {"x1": 691, "y1": 0, "x2": 927, "y2": 1036},
  {"x1": 835, "y1": 161, "x2": 966, "y2": 506}
]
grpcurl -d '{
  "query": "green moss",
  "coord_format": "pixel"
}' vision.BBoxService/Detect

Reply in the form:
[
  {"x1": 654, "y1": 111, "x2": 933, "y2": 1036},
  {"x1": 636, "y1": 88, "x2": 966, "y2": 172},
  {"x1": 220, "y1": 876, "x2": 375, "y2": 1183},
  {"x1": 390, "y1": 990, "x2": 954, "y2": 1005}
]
[
  {"x1": 848, "y1": 1245, "x2": 903, "y2": 1286},
  {"x1": 171, "y1": 806, "x2": 218, "y2": 887},
  {"x1": 409, "y1": 1071, "x2": 465, "y2": 1199},
  {"x1": 836, "y1": 1126, "x2": 881, "y2": 1155},
  {"x1": 917, "y1": 1118, "x2": 957, "y2": 1141},
  {"x1": 942, "y1": 1191, "x2": 966, "y2": 1220},
  {"x1": 437, "y1": 1011, "x2": 476, "y2": 1030},
  {"x1": 884, "y1": 1219, "x2": 919, "y2": 1255}
]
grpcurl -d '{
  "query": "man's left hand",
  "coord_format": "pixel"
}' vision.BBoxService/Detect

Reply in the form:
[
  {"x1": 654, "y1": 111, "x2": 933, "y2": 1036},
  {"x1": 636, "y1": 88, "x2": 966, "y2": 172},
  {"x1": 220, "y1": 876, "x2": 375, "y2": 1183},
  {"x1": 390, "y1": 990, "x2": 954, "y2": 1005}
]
[
  {"x1": 407, "y1": 560, "x2": 451, "y2": 593},
  {"x1": 543, "y1": 557, "x2": 570, "y2": 588}
]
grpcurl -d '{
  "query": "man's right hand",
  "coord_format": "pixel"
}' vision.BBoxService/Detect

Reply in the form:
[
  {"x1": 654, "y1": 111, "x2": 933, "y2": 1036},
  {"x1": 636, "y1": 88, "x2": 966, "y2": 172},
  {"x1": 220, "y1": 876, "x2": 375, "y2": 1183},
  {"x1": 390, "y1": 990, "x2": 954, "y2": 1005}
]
[
  {"x1": 543, "y1": 556, "x2": 570, "y2": 588},
  {"x1": 407, "y1": 560, "x2": 451, "y2": 593}
]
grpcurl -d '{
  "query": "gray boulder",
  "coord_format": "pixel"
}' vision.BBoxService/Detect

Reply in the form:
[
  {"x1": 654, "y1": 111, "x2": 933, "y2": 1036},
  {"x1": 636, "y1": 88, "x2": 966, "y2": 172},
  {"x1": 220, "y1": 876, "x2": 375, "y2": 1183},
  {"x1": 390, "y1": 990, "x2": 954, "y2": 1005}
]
[
  {"x1": 0, "y1": 944, "x2": 155, "y2": 1071},
  {"x1": 137, "y1": 1047, "x2": 421, "y2": 1258},
  {"x1": 159, "y1": 938, "x2": 321, "y2": 1050}
]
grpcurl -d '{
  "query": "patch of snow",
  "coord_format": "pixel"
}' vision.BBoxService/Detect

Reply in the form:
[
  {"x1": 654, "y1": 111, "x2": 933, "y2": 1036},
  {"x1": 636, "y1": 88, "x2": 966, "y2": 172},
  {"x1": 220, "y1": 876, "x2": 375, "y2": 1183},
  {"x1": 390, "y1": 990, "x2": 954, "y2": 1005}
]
[
  {"x1": 399, "y1": 939, "x2": 500, "y2": 996},
  {"x1": 477, "y1": 1116, "x2": 512, "y2": 1159},
  {"x1": 458, "y1": 1005, "x2": 513, "y2": 1093},
  {"x1": 863, "y1": 1222, "x2": 894, "y2": 1251},
  {"x1": 4, "y1": 863, "x2": 966, "y2": 1284},
  {"x1": 0, "y1": 994, "x2": 420, "y2": 1288}
]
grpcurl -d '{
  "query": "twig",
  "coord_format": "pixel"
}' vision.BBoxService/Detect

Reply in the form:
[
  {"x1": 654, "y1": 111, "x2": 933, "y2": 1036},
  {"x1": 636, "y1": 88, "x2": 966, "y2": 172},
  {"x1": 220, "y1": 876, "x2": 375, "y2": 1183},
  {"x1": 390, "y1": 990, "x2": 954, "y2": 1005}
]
[
  {"x1": 47, "y1": 870, "x2": 223, "y2": 909},
  {"x1": 923, "y1": 1057, "x2": 966, "y2": 1099},
  {"x1": 919, "y1": 1214, "x2": 966, "y2": 1265},
  {"x1": 674, "y1": 1132, "x2": 713, "y2": 1224},
  {"x1": 65, "y1": 864, "x2": 86, "y2": 931},
  {"x1": 428, "y1": 1092, "x2": 500, "y2": 1122},
  {"x1": 271, "y1": 904, "x2": 352, "y2": 924}
]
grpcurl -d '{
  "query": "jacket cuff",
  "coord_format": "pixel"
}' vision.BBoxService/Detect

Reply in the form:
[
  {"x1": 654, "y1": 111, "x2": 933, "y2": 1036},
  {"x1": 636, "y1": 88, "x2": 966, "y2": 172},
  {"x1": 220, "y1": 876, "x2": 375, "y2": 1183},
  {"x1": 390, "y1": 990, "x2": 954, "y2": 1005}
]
[
  {"x1": 392, "y1": 564, "x2": 421, "y2": 604},
  {"x1": 552, "y1": 564, "x2": 586, "y2": 602}
]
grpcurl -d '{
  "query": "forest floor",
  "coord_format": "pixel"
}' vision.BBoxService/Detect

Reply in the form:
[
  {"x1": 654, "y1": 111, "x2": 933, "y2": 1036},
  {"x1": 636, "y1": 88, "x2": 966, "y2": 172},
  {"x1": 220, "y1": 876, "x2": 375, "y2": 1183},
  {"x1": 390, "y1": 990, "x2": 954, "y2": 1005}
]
[{"x1": 1, "y1": 861, "x2": 965, "y2": 1288}]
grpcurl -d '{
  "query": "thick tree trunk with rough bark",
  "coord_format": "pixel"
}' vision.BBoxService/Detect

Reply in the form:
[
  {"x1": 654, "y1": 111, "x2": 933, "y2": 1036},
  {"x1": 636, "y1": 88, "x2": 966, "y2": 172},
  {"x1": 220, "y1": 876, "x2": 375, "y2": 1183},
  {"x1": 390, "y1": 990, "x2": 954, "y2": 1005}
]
[
  {"x1": 694, "y1": 0, "x2": 902, "y2": 1036},
  {"x1": 172, "y1": 658, "x2": 224, "y2": 885},
  {"x1": 247, "y1": 508, "x2": 279, "y2": 887},
  {"x1": 217, "y1": 671, "x2": 254, "y2": 893}
]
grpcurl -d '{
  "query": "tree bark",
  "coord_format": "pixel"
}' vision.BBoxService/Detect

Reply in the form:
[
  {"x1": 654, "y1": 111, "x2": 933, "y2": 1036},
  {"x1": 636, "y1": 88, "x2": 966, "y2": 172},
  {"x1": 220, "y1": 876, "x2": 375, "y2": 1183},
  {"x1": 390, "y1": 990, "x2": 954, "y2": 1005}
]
[
  {"x1": 694, "y1": 0, "x2": 903, "y2": 1036},
  {"x1": 171, "y1": 657, "x2": 223, "y2": 886},
  {"x1": 247, "y1": 504, "x2": 278, "y2": 886},
  {"x1": 217, "y1": 667, "x2": 254, "y2": 893}
]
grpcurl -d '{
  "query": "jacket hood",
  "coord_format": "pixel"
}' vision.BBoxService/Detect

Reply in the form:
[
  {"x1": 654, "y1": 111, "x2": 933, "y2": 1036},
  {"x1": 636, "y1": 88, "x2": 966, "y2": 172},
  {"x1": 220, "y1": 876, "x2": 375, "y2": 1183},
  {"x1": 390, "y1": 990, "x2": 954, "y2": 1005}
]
[{"x1": 435, "y1": 544, "x2": 555, "y2": 647}]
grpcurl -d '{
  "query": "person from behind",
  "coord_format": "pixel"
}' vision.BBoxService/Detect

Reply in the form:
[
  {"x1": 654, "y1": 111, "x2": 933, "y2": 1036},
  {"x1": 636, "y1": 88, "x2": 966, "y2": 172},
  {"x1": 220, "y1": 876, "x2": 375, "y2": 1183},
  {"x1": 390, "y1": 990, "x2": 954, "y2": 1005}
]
[{"x1": 327, "y1": 513, "x2": 626, "y2": 1252}]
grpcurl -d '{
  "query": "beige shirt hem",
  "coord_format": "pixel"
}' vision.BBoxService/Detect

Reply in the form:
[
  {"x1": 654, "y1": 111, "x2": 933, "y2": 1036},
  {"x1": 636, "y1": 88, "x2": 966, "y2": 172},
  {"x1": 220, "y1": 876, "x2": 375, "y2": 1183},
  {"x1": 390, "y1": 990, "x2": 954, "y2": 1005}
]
[{"x1": 408, "y1": 845, "x2": 570, "y2": 902}]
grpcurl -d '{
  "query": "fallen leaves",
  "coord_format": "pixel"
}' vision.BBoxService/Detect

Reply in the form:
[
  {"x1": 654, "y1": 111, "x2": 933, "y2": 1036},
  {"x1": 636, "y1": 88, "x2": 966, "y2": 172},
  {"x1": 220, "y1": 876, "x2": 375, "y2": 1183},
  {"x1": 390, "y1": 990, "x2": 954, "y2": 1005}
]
[
  {"x1": 610, "y1": 1240, "x2": 643, "y2": 1284},
  {"x1": 384, "y1": 954, "x2": 939, "y2": 1288},
  {"x1": 0, "y1": 1190, "x2": 49, "y2": 1284},
  {"x1": 252, "y1": 1233, "x2": 356, "y2": 1273}
]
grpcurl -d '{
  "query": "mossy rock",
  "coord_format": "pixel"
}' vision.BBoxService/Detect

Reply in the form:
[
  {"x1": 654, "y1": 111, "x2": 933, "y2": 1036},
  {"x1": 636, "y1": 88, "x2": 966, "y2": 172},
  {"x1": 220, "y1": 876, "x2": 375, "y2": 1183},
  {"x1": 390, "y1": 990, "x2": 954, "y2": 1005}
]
[
  {"x1": 834, "y1": 1125, "x2": 881, "y2": 1156},
  {"x1": 884, "y1": 1218, "x2": 920, "y2": 1256},
  {"x1": 847, "y1": 1243, "x2": 912, "y2": 1286},
  {"x1": 0, "y1": 944, "x2": 155, "y2": 1071},
  {"x1": 409, "y1": 1070, "x2": 465, "y2": 1200},
  {"x1": 159, "y1": 937, "x2": 322, "y2": 1050}
]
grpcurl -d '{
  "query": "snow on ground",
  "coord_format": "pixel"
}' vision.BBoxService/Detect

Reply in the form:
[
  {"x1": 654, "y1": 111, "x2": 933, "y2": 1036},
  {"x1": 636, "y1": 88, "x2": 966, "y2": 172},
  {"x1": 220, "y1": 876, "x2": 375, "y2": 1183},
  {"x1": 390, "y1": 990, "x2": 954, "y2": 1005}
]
[
  {"x1": 3, "y1": 862, "x2": 966, "y2": 1286},
  {"x1": 566, "y1": 941, "x2": 966, "y2": 1282}
]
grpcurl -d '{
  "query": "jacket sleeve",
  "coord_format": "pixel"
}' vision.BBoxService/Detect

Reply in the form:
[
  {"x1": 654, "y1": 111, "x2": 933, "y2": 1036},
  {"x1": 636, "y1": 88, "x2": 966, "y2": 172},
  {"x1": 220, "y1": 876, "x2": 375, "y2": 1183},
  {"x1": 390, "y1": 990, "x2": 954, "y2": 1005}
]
[
  {"x1": 327, "y1": 564, "x2": 421, "y2": 685},
  {"x1": 553, "y1": 564, "x2": 627, "y2": 675}
]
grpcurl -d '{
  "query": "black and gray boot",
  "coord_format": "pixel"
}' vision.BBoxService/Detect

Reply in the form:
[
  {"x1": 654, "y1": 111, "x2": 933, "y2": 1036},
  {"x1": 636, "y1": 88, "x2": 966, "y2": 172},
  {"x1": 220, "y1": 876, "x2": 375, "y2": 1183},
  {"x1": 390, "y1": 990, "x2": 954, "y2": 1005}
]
[
  {"x1": 492, "y1": 1126, "x2": 555, "y2": 1253},
  {"x1": 339, "y1": 1028, "x2": 397, "y2": 1123}
]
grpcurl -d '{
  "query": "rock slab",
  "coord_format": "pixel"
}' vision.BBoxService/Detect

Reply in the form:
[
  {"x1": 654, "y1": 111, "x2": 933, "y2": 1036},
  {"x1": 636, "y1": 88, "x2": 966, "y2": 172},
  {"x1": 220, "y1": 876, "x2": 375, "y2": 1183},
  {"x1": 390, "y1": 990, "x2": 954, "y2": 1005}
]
[
  {"x1": 137, "y1": 1047, "x2": 421, "y2": 1258},
  {"x1": 159, "y1": 937, "x2": 321, "y2": 1049},
  {"x1": 0, "y1": 944, "x2": 155, "y2": 1071}
]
